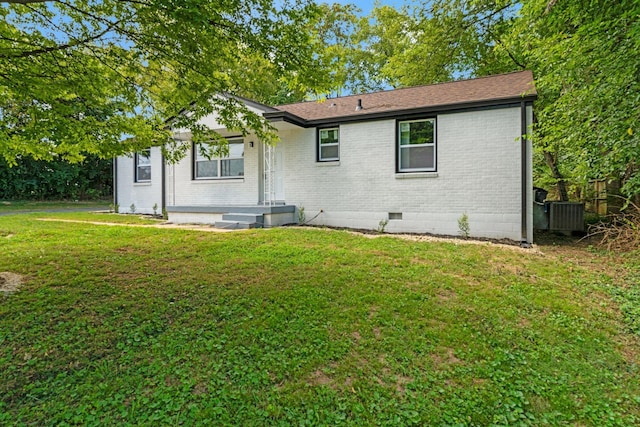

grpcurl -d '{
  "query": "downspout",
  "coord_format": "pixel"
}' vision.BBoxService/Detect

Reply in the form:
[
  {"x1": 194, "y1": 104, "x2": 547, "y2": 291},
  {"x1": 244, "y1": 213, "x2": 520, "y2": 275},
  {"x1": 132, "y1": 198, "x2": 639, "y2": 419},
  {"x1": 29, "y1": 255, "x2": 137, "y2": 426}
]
[
  {"x1": 161, "y1": 152, "x2": 166, "y2": 215},
  {"x1": 520, "y1": 101, "x2": 531, "y2": 247},
  {"x1": 113, "y1": 157, "x2": 118, "y2": 209}
]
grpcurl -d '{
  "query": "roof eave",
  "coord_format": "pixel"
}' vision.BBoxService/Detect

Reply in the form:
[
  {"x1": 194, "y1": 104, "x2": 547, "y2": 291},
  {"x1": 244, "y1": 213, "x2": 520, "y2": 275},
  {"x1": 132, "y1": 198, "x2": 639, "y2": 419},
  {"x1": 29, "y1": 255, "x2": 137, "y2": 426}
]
[
  {"x1": 223, "y1": 92, "x2": 279, "y2": 113},
  {"x1": 263, "y1": 110, "x2": 310, "y2": 128},
  {"x1": 164, "y1": 93, "x2": 278, "y2": 128}
]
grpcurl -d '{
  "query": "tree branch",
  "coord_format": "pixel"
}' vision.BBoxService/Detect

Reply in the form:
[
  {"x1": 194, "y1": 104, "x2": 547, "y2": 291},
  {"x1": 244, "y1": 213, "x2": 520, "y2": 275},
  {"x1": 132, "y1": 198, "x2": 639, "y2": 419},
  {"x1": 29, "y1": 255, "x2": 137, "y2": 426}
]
[
  {"x1": 492, "y1": 32, "x2": 527, "y2": 70},
  {"x1": 465, "y1": 1, "x2": 518, "y2": 29},
  {"x1": 545, "y1": 0, "x2": 558, "y2": 14},
  {"x1": 481, "y1": 23, "x2": 527, "y2": 70},
  {"x1": 0, "y1": 0, "x2": 52, "y2": 4},
  {"x1": 544, "y1": 150, "x2": 569, "y2": 201},
  {"x1": 0, "y1": 23, "x2": 117, "y2": 59}
]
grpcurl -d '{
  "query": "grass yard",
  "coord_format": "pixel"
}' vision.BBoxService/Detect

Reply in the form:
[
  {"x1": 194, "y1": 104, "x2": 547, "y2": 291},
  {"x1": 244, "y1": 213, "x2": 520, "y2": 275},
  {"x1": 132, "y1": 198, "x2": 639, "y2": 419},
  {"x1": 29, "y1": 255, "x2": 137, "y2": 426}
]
[{"x1": 0, "y1": 212, "x2": 639, "y2": 426}]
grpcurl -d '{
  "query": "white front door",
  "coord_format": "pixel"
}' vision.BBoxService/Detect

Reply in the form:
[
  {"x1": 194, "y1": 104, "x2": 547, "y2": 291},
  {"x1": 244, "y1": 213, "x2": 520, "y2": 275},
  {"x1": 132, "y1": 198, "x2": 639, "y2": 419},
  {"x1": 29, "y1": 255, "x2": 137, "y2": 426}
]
[
  {"x1": 263, "y1": 144, "x2": 285, "y2": 204},
  {"x1": 274, "y1": 148, "x2": 285, "y2": 202}
]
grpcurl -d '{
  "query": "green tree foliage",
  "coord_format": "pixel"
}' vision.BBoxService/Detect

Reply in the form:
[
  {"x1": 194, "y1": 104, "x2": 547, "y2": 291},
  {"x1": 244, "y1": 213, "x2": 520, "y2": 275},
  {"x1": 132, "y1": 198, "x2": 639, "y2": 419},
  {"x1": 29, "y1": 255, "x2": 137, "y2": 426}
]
[
  {"x1": 309, "y1": 3, "x2": 363, "y2": 96},
  {"x1": 358, "y1": 0, "x2": 640, "y2": 201},
  {"x1": 0, "y1": 0, "x2": 335, "y2": 164},
  {"x1": 350, "y1": 2, "x2": 518, "y2": 89},
  {"x1": 0, "y1": 155, "x2": 112, "y2": 200},
  {"x1": 349, "y1": 6, "x2": 413, "y2": 91},
  {"x1": 510, "y1": 0, "x2": 640, "y2": 200}
]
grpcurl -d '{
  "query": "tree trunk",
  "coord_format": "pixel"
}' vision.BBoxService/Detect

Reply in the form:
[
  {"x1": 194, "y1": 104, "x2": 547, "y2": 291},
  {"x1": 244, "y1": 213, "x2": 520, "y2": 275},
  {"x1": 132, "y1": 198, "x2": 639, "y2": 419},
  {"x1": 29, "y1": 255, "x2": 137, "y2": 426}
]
[{"x1": 543, "y1": 150, "x2": 569, "y2": 201}]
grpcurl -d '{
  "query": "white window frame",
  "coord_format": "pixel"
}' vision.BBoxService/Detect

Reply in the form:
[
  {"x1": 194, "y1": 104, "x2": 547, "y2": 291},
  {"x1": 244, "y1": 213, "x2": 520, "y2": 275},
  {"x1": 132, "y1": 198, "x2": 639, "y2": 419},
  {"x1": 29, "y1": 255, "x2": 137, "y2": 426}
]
[
  {"x1": 318, "y1": 127, "x2": 340, "y2": 162},
  {"x1": 194, "y1": 138, "x2": 244, "y2": 180},
  {"x1": 397, "y1": 118, "x2": 436, "y2": 173},
  {"x1": 134, "y1": 149, "x2": 151, "y2": 182}
]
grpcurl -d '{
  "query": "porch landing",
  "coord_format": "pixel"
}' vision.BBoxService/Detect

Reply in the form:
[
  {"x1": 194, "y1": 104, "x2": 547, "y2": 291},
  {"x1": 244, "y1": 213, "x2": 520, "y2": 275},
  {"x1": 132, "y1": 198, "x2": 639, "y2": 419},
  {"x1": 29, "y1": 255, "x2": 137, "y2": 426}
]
[{"x1": 165, "y1": 205, "x2": 297, "y2": 229}]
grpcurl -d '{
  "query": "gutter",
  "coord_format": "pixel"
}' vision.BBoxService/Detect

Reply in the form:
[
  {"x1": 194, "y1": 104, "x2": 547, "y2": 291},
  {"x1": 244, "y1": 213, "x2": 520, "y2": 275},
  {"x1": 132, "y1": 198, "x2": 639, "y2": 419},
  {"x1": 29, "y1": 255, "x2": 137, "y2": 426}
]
[
  {"x1": 161, "y1": 152, "x2": 166, "y2": 214},
  {"x1": 113, "y1": 157, "x2": 118, "y2": 208}
]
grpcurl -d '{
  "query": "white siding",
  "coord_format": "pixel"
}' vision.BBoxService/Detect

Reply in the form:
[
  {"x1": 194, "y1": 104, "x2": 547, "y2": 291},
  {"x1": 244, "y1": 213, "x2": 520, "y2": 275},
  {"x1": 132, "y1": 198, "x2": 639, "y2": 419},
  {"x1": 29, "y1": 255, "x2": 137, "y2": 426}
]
[
  {"x1": 165, "y1": 100, "x2": 268, "y2": 206},
  {"x1": 281, "y1": 107, "x2": 527, "y2": 241},
  {"x1": 116, "y1": 104, "x2": 532, "y2": 242},
  {"x1": 115, "y1": 147, "x2": 163, "y2": 215},
  {"x1": 165, "y1": 136, "x2": 259, "y2": 206}
]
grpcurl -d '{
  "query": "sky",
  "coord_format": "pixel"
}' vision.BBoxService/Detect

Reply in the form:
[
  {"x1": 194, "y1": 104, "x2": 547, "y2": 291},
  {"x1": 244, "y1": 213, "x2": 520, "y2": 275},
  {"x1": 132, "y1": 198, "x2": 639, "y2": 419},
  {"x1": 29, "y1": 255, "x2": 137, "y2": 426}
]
[{"x1": 326, "y1": 0, "x2": 409, "y2": 15}]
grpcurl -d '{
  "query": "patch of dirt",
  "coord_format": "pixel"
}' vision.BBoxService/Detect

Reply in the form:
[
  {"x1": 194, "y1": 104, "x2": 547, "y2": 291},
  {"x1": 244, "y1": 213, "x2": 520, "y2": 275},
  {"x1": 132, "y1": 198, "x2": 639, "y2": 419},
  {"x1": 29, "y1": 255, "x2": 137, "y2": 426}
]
[
  {"x1": 431, "y1": 348, "x2": 463, "y2": 366},
  {"x1": 309, "y1": 369, "x2": 333, "y2": 387},
  {"x1": 192, "y1": 383, "x2": 209, "y2": 396},
  {"x1": 616, "y1": 335, "x2": 640, "y2": 364},
  {"x1": 518, "y1": 317, "x2": 532, "y2": 328},
  {"x1": 0, "y1": 272, "x2": 24, "y2": 294},
  {"x1": 472, "y1": 378, "x2": 487, "y2": 386},
  {"x1": 164, "y1": 375, "x2": 180, "y2": 387},
  {"x1": 436, "y1": 289, "x2": 457, "y2": 302},
  {"x1": 394, "y1": 375, "x2": 414, "y2": 394},
  {"x1": 426, "y1": 318, "x2": 448, "y2": 329},
  {"x1": 368, "y1": 305, "x2": 379, "y2": 319},
  {"x1": 489, "y1": 260, "x2": 526, "y2": 276},
  {"x1": 115, "y1": 246, "x2": 138, "y2": 254}
]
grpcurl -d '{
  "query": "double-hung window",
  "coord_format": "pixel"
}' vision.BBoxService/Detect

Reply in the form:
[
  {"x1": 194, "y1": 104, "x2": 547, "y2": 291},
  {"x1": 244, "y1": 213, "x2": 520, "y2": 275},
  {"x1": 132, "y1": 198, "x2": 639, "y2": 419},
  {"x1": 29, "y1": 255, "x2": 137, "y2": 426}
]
[
  {"x1": 135, "y1": 149, "x2": 151, "y2": 182},
  {"x1": 318, "y1": 127, "x2": 339, "y2": 161},
  {"x1": 194, "y1": 139, "x2": 244, "y2": 179},
  {"x1": 398, "y1": 118, "x2": 436, "y2": 172}
]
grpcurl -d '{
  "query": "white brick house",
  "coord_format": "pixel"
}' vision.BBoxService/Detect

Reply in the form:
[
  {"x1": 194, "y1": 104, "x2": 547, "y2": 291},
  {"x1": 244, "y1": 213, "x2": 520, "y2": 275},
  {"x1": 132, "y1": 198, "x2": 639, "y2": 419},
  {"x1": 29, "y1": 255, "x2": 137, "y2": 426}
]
[{"x1": 115, "y1": 71, "x2": 536, "y2": 244}]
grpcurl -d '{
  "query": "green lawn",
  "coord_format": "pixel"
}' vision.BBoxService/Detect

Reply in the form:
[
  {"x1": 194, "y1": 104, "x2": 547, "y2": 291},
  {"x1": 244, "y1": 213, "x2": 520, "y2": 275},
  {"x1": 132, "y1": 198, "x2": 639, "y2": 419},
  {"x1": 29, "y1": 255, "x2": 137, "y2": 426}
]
[{"x1": 0, "y1": 213, "x2": 638, "y2": 426}]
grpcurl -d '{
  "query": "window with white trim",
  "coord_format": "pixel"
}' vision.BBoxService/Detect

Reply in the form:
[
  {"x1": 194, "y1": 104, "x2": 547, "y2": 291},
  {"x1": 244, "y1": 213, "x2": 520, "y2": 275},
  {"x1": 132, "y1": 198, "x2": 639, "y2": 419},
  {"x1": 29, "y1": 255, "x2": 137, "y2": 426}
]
[
  {"x1": 318, "y1": 127, "x2": 339, "y2": 161},
  {"x1": 194, "y1": 139, "x2": 244, "y2": 179},
  {"x1": 135, "y1": 149, "x2": 151, "y2": 182},
  {"x1": 398, "y1": 118, "x2": 436, "y2": 172}
]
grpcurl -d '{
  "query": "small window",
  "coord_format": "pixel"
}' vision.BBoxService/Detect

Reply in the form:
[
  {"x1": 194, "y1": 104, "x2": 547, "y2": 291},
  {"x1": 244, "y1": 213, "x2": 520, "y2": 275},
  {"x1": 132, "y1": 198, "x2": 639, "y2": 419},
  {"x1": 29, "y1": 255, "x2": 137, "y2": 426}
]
[
  {"x1": 194, "y1": 139, "x2": 244, "y2": 179},
  {"x1": 135, "y1": 149, "x2": 151, "y2": 182},
  {"x1": 318, "y1": 127, "x2": 339, "y2": 161},
  {"x1": 398, "y1": 119, "x2": 436, "y2": 172}
]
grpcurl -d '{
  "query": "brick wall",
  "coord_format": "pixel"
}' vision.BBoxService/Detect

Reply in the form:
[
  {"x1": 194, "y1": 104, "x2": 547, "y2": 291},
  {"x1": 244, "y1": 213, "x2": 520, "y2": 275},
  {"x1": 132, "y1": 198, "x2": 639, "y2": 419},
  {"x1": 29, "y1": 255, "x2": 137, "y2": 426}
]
[
  {"x1": 281, "y1": 106, "x2": 527, "y2": 241},
  {"x1": 116, "y1": 147, "x2": 163, "y2": 215},
  {"x1": 117, "y1": 105, "x2": 532, "y2": 241},
  {"x1": 166, "y1": 137, "x2": 259, "y2": 207}
]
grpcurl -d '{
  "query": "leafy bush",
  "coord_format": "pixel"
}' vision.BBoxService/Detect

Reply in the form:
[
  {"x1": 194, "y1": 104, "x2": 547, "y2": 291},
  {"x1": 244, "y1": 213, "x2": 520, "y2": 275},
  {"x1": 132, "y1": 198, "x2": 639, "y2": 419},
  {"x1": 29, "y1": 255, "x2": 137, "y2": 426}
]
[
  {"x1": 0, "y1": 156, "x2": 112, "y2": 200},
  {"x1": 458, "y1": 212, "x2": 470, "y2": 238}
]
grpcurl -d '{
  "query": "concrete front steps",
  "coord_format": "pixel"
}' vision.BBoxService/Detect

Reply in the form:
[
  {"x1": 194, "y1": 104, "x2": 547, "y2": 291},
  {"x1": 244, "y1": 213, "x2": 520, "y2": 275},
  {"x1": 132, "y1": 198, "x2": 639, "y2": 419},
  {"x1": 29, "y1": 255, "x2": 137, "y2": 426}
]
[
  {"x1": 215, "y1": 213, "x2": 264, "y2": 229},
  {"x1": 165, "y1": 204, "x2": 296, "y2": 228}
]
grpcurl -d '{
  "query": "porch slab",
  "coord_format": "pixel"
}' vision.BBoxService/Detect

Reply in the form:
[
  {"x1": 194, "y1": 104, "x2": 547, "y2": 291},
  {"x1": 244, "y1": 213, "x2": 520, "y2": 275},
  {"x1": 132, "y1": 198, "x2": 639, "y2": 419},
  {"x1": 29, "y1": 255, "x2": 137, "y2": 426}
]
[
  {"x1": 166, "y1": 205, "x2": 297, "y2": 227},
  {"x1": 166, "y1": 205, "x2": 295, "y2": 215}
]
